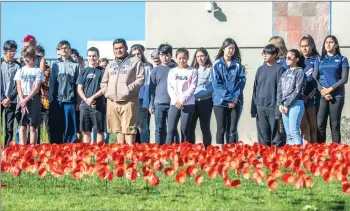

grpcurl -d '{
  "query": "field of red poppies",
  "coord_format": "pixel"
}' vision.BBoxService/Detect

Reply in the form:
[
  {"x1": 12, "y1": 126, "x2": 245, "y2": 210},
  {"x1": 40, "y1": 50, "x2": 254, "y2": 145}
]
[{"x1": 1, "y1": 141, "x2": 350, "y2": 210}]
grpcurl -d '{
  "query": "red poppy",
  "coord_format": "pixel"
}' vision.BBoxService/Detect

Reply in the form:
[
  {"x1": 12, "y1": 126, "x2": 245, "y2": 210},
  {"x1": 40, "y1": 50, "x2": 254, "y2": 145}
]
[
  {"x1": 268, "y1": 179, "x2": 278, "y2": 191},
  {"x1": 282, "y1": 173, "x2": 295, "y2": 184},
  {"x1": 125, "y1": 167, "x2": 137, "y2": 181},
  {"x1": 294, "y1": 176, "x2": 305, "y2": 189},
  {"x1": 194, "y1": 174, "x2": 204, "y2": 186},
  {"x1": 38, "y1": 166, "x2": 47, "y2": 179},
  {"x1": 241, "y1": 166, "x2": 250, "y2": 179},
  {"x1": 72, "y1": 167, "x2": 83, "y2": 180},
  {"x1": 208, "y1": 167, "x2": 218, "y2": 179},
  {"x1": 186, "y1": 165, "x2": 198, "y2": 177},
  {"x1": 151, "y1": 160, "x2": 163, "y2": 171},
  {"x1": 175, "y1": 169, "x2": 187, "y2": 185},
  {"x1": 147, "y1": 172, "x2": 159, "y2": 187},
  {"x1": 223, "y1": 177, "x2": 231, "y2": 187},
  {"x1": 200, "y1": 162, "x2": 211, "y2": 172},
  {"x1": 272, "y1": 168, "x2": 282, "y2": 179},
  {"x1": 231, "y1": 179, "x2": 241, "y2": 188},
  {"x1": 164, "y1": 167, "x2": 175, "y2": 177},
  {"x1": 107, "y1": 171, "x2": 114, "y2": 182},
  {"x1": 218, "y1": 164, "x2": 228, "y2": 178},
  {"x1": 265, "y1": 174, "x2": 274, "y2": 184},
  {"x1": 341, "y1": 177, "x2": 348, "y2": 185},
  {"x1": 304, "y1": 176, "x2": 314, "y2": 188},
  {"x1": 322, "y1": 171, "x2": 332, "y2": 183},
  {"x1": 342, "y1": 183, "x2": 350, "y2": 194}
]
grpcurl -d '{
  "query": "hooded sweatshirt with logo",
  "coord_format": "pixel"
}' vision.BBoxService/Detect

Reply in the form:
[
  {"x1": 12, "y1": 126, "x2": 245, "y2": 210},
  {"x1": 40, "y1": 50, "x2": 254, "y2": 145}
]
[
  {"x1": 49, "y1": 58, "x2": 80, "y2": 103},
  {"x1": 277, "y1": 67, "x2": 306, "y2": 108},
  {"x1": 167, "y1": 66, "x2": 198, "y2": 105},
  {"x1": 100, "y1": 54, "x2": 145, "y2": 102}
]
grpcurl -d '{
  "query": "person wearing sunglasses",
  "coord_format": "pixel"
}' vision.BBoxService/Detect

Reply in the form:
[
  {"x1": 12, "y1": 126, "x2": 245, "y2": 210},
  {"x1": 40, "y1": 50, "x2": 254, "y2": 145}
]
[
  {"x1": 313, "y1": 35, "x2": 349, "y2": 143},
  {"x1": 251, "y1": 44, "x2": 285, "y2": 147},
  {"x1": 277, "y1": 49, "x2": 306, "y2": 145}
]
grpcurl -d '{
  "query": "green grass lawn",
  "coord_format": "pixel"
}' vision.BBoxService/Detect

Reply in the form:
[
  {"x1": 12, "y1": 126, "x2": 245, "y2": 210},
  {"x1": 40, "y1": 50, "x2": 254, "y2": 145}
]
[{"x1": 1, "y1": 170, "x2": 349, "y2": 211}]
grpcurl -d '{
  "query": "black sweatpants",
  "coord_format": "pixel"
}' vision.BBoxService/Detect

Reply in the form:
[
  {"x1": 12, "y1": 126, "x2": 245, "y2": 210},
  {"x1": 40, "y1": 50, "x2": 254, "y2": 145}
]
[
  {"x1": 48, "y1": 101, "x2": 65, "y2": 144},
  {"x1": 317, "y1": 97, "x2": 344, "y2": 143},
  {"x1": 214, "y1": 104, "x2": 242, "y2": 144},
  {"x1": 190, "y1": 98, "x2": 213, "y2": 147},
  {"x1": 256, "y1": 109, "x2": 285, "y2": 147},
  {"x1": 166, "y1": 105, "x2": 194, "y2": 144},
  {"x1": 1, "y1": 103, "x2": 16, "y2": 146}
]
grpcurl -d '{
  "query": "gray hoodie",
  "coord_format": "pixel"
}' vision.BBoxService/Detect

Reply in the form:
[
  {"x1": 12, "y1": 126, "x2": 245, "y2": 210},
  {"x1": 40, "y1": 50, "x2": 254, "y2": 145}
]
[
  {"x1": 1, "y1": 60, "x2": 21, "y2": 103},
  {"x1": 277, "y1": 67, "x2": 306, "y2": 108},
  {"x1": 49, "y1": 58, "x2": 80, "y2": 103}
]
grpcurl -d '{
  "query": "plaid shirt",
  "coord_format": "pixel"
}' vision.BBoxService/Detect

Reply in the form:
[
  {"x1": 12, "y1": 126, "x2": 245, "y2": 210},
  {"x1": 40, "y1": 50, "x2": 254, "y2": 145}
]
[{"x1": 41, "y1": 65, "x2": 51, "y2": 110}]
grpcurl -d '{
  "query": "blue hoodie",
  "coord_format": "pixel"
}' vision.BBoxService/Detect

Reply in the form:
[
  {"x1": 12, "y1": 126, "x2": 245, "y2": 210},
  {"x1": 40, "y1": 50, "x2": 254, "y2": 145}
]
[{"x1": 211, "y1": 57, "x2": 246, "y2": 107}]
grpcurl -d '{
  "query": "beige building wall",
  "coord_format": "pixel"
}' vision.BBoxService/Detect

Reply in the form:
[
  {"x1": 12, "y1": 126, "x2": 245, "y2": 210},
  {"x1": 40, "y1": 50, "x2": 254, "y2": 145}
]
[
  {"x1": 331, "y1": 2, "x2": 350, "y2": 116},
  {"x1": 145, "y1": 2, "x2": 273, "y2": 144}
]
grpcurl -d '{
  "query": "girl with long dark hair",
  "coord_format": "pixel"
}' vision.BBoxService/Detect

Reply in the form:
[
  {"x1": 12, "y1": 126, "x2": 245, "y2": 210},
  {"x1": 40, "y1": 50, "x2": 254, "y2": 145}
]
[
  {"x1": 313, "y1": 35, "x2": 349, "y2": 143},
  {"x1": 211, "y1": 38, "x2": 246, "y2": 149}
]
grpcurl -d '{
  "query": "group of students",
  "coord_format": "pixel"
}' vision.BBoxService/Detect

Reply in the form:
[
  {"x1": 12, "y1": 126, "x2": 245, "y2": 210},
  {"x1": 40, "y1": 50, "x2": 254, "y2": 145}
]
[
  {"x1": 252, "y1": 35, "x2": 349, "y2": 146},
  {"x1": 0, "y1": 34, "x2": 349, "y2": 148}
]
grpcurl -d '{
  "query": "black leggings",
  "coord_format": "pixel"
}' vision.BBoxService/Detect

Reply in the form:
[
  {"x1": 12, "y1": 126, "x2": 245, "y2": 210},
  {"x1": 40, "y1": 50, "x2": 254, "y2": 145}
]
[
  {"x1": 214, "y1": 104, "x2": 242, "y2": 144},
  {"x1": 166, "y1": 105, "x2": 194, "y2": 144},
  {"x1": 190, "y1": 98, "x2": 213, "y2": 147},
  {"x1": 317, "y1": 97, "x2": 344, "y2": 143}
]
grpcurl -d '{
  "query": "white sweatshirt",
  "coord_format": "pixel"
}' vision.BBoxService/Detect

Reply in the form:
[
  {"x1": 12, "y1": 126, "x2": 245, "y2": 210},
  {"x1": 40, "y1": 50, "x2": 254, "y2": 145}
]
[{"x1": 167, "y1": 66, "x2": 198, "y2": 105}]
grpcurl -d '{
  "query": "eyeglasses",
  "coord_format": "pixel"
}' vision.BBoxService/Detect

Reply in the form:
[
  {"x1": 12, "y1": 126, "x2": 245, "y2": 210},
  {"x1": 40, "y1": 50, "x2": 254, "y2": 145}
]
[
  {"x1": 6, "y1": 50, "x2": 17, "y2": 54},
  {"x1": 286, "y1": 56, "x2": 294, "y2": 60}
]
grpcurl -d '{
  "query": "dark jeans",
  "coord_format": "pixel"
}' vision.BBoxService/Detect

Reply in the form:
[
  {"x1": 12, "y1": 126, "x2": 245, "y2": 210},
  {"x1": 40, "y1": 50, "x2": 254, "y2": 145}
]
[
  {"x1": 166, "y1": 105, "x2": 194, "y2": 144},
  {"x1": 214, "y1": 104, "x2": 242, "y2": 144},
  {"x1": 154, "y1": 104, "x2": 179, "y2": 145},
  {"x1": 317, "y1": 97, "x2": 344, "y2": 143},
  {"x1": 49, "y1": 101, "x2": 77, "y2": 144},
  {"x1": 37, "y1": 108, "x2": 50, "y2": 144},
  {"x1": 1, "y1": 103, "x2": 16, "y2": 146},
  {"x1": 256, "y1": 109, "x2": 285, "y2": 147},
  {"x1": 190, "y1": 98, "x2": 213, "y2": 147}
]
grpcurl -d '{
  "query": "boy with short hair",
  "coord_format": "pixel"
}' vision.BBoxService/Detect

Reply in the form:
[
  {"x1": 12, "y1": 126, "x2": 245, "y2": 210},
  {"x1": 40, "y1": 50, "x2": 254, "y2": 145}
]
[
  {"x1": 251, "y1": 44, "x2": 285, "y2": 147},
  {"x1": 149, "y1": 43, "x2": 179, "y2": 145},
  {"x1": 14, "y1": 46, "x2": 44, "y2": 145},
  {"x1": 49, "y1": 40, "x2": 80, "y2": 143},
  {"x1": 21, "y1": 35, "x2": 46, "y2": 72},
  {"x1": 1, "y1": 40, "x2": 21, "y2": 146},
  {"x1": 77, "y1": 47, "x2": 105, "y2": 143}
]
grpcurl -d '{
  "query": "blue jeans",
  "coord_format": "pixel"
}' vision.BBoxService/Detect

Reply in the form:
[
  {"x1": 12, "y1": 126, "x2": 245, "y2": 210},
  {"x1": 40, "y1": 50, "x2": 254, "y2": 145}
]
[
  {"x1": 138, "y1": 99, "x2": 150, "y2": 143},
  {"x1": 91, "y1": 119, "x2": 110, "y2": 144},
  {"x1": 282, "y1": 100, "x2": 304, "y2": 145},
  {"x1": 63, "y1": 103, "x2": 77, "y2": 143},
  {"x1": 154, "y1": 104, "x2": 179, "y2": 145}
]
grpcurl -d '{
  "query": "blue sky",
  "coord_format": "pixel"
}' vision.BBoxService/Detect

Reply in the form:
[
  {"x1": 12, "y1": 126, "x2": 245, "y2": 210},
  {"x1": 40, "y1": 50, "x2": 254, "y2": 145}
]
[{"x1": 1, "y1": 2, "x2": 145, "y2": 58}]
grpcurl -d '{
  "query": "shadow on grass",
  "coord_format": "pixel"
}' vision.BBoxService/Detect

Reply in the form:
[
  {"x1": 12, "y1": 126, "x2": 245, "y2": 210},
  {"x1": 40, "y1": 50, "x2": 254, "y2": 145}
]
[{"x1": 327, "y1": 200, "x2": 346, "y2": 211}]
